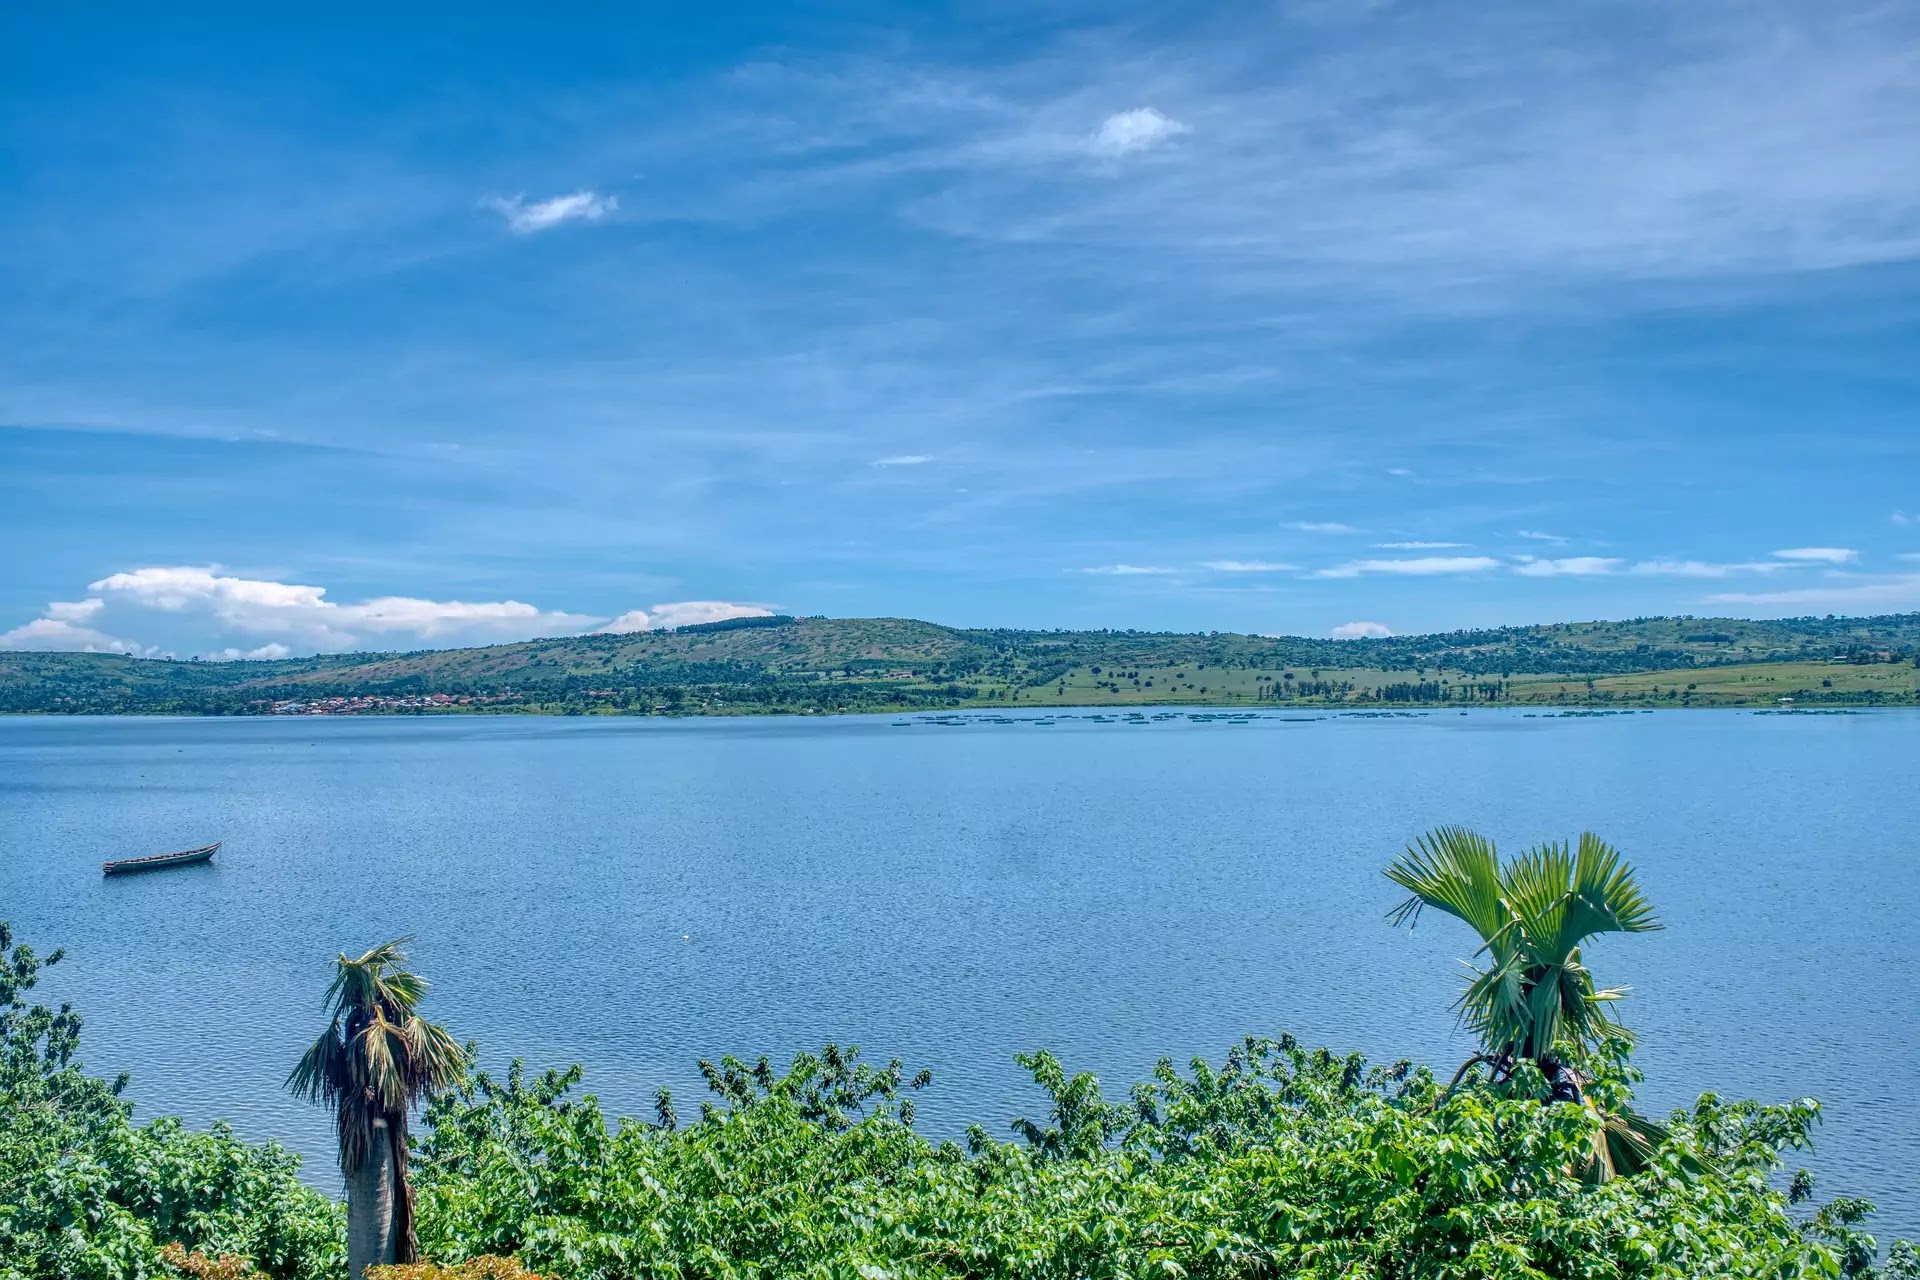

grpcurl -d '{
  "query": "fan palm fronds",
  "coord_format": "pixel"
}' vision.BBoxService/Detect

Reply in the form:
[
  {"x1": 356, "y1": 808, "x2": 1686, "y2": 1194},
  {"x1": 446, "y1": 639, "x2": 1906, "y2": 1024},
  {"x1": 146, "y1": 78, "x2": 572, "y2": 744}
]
[{"x1": 1387, "y1": 827, "x2": 1661, "y2": 1066}]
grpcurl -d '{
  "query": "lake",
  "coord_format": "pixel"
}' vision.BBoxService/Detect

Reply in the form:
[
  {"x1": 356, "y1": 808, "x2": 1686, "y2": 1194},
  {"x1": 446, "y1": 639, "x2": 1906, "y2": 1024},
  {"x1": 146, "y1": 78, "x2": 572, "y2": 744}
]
[{"x1": 2, "y1": 709, "x2": 1915, "y2": 1237}]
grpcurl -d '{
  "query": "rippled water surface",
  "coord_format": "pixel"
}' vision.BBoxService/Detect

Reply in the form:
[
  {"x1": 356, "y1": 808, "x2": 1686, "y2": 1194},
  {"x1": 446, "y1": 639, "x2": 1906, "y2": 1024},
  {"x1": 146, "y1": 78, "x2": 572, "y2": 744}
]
[{"x1": 2, "y1": 710, "x2": 1916, "y2": 1234}]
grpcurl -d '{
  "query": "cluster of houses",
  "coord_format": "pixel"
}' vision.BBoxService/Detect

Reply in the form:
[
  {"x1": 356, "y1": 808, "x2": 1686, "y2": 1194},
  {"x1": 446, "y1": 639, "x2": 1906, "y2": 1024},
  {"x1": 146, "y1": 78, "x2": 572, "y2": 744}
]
[{"x1": 260, "y1": 692, "x2": 514, "y2": 715}]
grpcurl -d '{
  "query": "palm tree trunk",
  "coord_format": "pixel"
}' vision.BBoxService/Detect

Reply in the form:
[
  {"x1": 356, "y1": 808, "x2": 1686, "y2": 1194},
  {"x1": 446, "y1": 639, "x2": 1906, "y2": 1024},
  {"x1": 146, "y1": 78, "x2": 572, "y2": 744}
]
[
  {"x1": 347, "y1": 1117, "x2": 395, "y2": 1280},
  {"x1": 390, "y1": 1110, "x2": 418, "y2": 1264}
]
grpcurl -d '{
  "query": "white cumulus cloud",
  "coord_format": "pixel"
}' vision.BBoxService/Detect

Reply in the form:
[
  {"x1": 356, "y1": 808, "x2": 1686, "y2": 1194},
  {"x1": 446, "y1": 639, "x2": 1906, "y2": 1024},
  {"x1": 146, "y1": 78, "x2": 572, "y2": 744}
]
[
  {"x1": 1087, "y1": 108, "x2": 1190, "y2": 158},
  {"x1": 82, "y1": 566, "x2": 596, "y2": 648},
  {"x1": 482, "y1": 189, "x2": 619, "y2": 234},
  {"x1": 598, "y1": 602, "x2": 775, "y2": 633},
  {"x1": 598, "y1": 610, "x2": 654, "y2": 634},
  {"x1": 46, "y1": 599, "x2": 105, "y2": 622},
  {"x1": 1, "y1": 566, "x2": 603, "y2": 657},
  {"x1": 1332, "y1": 621, "x2": 1394, "y2": 639},
  {"x1": 209, "y1": 644, "x2": 294, "y2": 661},
  {"x1": 0, "y1": 616, "x2": 153, "y2": 655}
]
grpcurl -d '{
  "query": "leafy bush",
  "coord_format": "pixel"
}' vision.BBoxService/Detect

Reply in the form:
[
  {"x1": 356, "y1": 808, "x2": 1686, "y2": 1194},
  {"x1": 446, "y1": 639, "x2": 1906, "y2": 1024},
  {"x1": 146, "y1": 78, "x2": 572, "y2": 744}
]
[
  {"x1": 0, "y1": 925, "x2": 343, "y2": 1280},
  {"x1": 408, "y1": 1036, "x2": 1907, "y2": 1279},
  {"x1": 5, "y1": 920, "x2": 1916, "y2": 1278}
]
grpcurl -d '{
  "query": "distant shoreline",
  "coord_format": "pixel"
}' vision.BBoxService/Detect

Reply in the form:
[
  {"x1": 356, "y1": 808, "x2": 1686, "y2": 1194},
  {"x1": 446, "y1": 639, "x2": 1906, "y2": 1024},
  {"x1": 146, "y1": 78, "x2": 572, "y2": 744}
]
[
  {"x1": 3, "y1": 697, "x2": 1909, "y2": 720},
  {"x1": 5, "y1": 612, "x2": 1915, "y2": 716}
]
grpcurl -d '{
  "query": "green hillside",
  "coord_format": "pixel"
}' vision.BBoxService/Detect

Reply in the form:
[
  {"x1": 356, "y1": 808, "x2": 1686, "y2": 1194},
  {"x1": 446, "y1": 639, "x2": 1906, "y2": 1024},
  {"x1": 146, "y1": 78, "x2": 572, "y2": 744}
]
[{"x1": 3, "y1": 611, "x2": 1918, "y2": 714}]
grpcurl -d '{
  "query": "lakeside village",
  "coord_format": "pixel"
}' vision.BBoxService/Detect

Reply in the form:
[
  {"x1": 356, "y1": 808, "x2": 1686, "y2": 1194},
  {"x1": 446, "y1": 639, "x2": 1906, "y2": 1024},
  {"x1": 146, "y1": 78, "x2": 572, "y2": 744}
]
[{"x1": 262, "y1": 692, "x2": 536, "y2": 714}]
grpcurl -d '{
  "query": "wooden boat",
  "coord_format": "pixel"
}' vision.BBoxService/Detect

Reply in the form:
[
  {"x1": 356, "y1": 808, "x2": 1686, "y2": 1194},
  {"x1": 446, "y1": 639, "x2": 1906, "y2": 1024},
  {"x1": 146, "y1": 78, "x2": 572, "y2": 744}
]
[{"x1": 102, "y1": 841, "x2": 220, "y2": 876}]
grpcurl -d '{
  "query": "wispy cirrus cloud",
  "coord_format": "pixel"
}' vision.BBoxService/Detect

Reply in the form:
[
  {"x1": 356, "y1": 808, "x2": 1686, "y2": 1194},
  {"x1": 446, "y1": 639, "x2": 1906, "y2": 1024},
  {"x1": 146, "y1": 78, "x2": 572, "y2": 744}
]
[
  {"x1": 1374, "y1": 541, "x2": 1467, "y2": 550},
  {"x1": 1512, "y1": 556, "x2": 1624, "y2": 577},
  {"x1": 872, "y1": 454, "x2": 933, "y2": 467},
  {"x1": 1512, "y1": 556, "x2": 1811, "y2": 579},
  {"x1": 1769, "y1": 547, "x2": 1859, "y2": 564},
  {"x1": 1287, "y1": 521, "x2": 1362, "y2": 535},
  {"x1": 1314, "y1": 555, "x2": 1499, "y2": 579},
  {"x1": 481, "y1": 190, "x2": 619, "y2": 234},
  {"x1": 1203, "y1": 559, "x2": 1299, "y2": 572},
  {"x1": 1627, "y1": 559, "x2": 1795, "y2": 578},
  {"x1": 1708, "y1": 575, "x2": 1920, "y2": 611},
  {"x1": 884, "y1": 1, "x2": 1920, "y2": 296},
  {"x1": 1075, "y1": 563, "x2": 1176, "y2": 575},
  {"x1": 1515, "y1": 530, "x2": 1568, "y2": 544}
]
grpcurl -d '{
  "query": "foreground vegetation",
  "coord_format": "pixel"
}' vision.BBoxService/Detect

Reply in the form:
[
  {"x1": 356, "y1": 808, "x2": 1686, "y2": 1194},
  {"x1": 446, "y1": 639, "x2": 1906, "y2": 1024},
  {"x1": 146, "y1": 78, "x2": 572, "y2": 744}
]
[
  {"x1": 6, "y1": 830, "x2": 1919, "y2": 1277},
  {"x1": 3, "y1": 612, "x2": 1918, "y2": 715}
]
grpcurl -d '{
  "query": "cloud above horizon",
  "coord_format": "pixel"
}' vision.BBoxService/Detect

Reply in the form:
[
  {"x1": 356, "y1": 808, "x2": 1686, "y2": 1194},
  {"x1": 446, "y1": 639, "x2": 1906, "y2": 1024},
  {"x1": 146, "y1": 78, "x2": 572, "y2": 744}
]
[
  {"x1": 1708, "y1": 574, "x2": 1920, "y2": 611},
  {"x1": 1506, "y1": 554, "x2": 1855, "y2": 580},
  {"x1": 1332, "y1": 620, "x2": 1393, "y2": 639},
  {"x1": 598, "y1": 601, "x2": 776, "y2": 632},
  {"x1": 0, "y1": 567, "x2": 769, "y2": 658}
]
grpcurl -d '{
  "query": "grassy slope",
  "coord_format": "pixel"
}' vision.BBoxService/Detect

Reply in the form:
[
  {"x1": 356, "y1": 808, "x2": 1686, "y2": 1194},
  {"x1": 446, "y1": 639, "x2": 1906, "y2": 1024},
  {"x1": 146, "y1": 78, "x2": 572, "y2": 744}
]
[{"x1": 2, "y1": 612, "x2": 1917, "y2": 713}]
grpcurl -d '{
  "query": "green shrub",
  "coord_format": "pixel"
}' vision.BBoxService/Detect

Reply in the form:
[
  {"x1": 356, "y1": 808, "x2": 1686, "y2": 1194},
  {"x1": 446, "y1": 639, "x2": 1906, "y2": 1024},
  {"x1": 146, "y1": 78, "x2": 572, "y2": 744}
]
[
  {"x1": 409, "y1": 1037, "x2": 1903, "y2": 1279},
  {"x1": 0, "y1": 925, "x2": 342, "y2": 1280},
  {"x1": 5, "y1": 919, "x2": 1914, "y2": 1279}
]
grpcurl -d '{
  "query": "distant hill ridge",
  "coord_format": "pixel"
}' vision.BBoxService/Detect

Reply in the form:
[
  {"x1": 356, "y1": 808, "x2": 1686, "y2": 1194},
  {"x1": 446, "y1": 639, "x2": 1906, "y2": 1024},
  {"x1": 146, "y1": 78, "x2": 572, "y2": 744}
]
[{"x1": 2, "y1": 611, "x2": 1917, "y2": 714}]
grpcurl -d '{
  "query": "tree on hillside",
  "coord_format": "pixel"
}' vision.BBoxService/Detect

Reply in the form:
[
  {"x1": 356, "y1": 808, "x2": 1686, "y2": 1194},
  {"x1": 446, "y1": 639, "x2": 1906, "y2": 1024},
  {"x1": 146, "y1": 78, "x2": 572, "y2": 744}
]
[
  {"x1": 1385, "y1": 826, "x2": 1669, "y2": 1180},
  {"x1": 289, "y1": 940, "x2": 465, "y2": 1279}
]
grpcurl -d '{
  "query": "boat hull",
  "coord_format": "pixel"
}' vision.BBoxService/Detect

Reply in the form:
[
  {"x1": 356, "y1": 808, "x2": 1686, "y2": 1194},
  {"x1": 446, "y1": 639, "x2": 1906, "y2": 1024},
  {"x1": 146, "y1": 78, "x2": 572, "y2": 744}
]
[{"x1": 102, "y1": 842, "x2": 220, "y2": 875}]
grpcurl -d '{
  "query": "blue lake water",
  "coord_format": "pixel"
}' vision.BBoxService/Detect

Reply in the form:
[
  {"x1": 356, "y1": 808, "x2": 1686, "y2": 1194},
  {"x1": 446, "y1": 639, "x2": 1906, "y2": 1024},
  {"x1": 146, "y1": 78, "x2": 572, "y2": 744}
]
[{"x1": 2, "y1": 710, "x2": 1916, "y2": 1237}]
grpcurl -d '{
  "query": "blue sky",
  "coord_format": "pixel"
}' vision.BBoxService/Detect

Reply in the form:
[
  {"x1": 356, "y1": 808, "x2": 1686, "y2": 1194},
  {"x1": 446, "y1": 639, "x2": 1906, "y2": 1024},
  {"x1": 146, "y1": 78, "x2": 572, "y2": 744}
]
[{"x1": 4, "y1": 1, "x2": 1918, "y2": 657}]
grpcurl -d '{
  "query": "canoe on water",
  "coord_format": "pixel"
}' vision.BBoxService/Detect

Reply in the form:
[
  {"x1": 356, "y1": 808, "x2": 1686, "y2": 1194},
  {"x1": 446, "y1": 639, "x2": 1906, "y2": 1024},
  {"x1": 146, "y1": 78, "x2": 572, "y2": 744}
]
[{"x1": 102, "y1": 841, "x2": 220, "y2": 876}]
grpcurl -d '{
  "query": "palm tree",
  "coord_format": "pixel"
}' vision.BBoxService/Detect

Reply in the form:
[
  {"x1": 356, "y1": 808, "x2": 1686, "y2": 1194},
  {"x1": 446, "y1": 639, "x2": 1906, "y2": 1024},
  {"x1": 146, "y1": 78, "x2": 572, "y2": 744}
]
[
  {"x1": 1385, "y1": 826, "x2": 1666, "y2": 1181},
  {"x1": 288, "y1": 939, "x2": 465, "y2": 1279}
]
